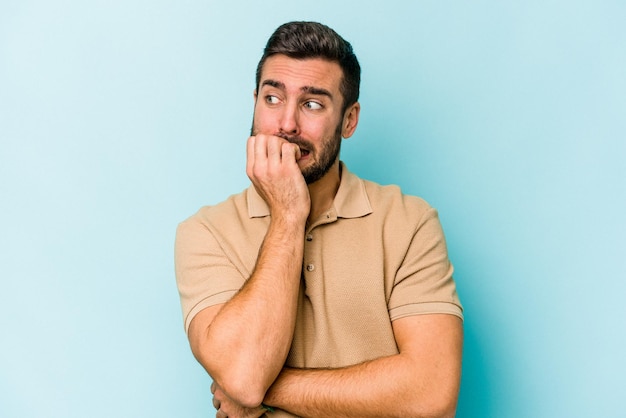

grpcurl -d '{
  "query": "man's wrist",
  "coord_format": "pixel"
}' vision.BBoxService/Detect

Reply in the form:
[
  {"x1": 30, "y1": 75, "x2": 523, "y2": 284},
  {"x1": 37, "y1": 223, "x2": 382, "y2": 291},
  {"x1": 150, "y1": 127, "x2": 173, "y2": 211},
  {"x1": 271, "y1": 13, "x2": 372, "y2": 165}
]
[
  {"x1": 263, "y1": 367, "x2": 295, "y2": 410},
  {"x1": 270, "y1": 211, "x2": 308, "y2": 229}
]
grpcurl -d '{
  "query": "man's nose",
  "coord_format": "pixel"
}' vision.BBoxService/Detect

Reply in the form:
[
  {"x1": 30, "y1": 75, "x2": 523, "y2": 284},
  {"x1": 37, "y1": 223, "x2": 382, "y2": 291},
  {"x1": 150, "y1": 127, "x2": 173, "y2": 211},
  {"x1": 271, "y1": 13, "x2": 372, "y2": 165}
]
[{"x1": 279, "y1": 103, "x2": 299, "y2": 135}]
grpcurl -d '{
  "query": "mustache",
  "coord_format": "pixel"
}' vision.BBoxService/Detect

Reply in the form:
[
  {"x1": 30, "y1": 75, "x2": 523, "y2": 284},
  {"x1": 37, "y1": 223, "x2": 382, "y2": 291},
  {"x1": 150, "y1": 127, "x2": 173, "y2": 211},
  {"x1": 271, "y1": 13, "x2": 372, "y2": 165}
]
[
  {"x1": 249, "y1": 121, "x2": 314, "y2": 152},
  {"x1": 275, "y1": 133, "x2": 314, "y2": 153}
]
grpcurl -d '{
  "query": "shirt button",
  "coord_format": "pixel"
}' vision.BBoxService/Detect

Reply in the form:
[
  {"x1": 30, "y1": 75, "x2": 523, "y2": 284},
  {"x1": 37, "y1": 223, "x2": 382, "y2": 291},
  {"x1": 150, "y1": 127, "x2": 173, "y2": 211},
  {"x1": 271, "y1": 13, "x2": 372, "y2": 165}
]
[
  {"x1": 306, "y1": 264, "x2": 315, "y2": 272},
  {"x1": 306, "y1": 234, "x2": 313, "y2": 241}
]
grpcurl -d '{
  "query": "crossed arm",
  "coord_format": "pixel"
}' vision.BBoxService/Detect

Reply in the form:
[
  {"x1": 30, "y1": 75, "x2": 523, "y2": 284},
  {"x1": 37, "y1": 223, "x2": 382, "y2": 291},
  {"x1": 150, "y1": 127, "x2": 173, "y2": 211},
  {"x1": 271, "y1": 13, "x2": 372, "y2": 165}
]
[
  {"x1": 189, "y1": 215, "x2": 304, "y2": 409},
  {"x1": 191, "y1": 306, "x2": 462, "y2": 418},
  {"x1": 188, "y1": 134, "x2": 310, "y2": 414},
  {"x1": 263, "y1": 314, "x2": 463, "y2": 418}
]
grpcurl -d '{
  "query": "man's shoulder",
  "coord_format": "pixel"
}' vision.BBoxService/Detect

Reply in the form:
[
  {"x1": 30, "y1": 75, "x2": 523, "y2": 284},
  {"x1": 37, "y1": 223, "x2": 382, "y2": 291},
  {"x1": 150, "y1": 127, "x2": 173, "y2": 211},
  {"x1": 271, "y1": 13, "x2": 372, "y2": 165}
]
[
  {"x1": 360, "y1": 177, "x2": 433, "y2": 218},
  {"x1": 175, "y1": 187, "x2": 269, "y2": 257},
  {"x1": 178, "y1": 188, "x2": 250, "y2": 230}
]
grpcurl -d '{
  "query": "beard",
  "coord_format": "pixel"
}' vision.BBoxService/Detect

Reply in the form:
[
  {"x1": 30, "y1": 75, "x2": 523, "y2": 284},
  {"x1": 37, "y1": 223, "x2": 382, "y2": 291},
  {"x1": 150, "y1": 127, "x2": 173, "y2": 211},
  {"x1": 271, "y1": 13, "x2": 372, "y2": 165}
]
[{"x1": 250, "y1": 121, "x2": 343, "y2": 185}]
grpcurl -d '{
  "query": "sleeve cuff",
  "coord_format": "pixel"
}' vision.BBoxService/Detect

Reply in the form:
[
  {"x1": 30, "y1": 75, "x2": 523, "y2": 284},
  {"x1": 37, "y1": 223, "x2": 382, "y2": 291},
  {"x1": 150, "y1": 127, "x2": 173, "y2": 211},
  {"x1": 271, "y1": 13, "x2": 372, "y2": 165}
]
[
  {"x1": 389, "y1": 301, "x2": 464, "y2": 322},
  {"x1": 184, "y1": 290, "x2": 239, "y2": 333}
]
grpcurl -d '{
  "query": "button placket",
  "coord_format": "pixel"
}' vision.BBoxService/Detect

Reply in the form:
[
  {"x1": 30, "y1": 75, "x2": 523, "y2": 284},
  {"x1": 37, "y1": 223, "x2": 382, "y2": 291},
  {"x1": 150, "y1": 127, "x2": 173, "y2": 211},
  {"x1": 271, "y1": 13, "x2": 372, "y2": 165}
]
[{"x1": 304, "y1": 231, "x2": 315, "y2": 274}]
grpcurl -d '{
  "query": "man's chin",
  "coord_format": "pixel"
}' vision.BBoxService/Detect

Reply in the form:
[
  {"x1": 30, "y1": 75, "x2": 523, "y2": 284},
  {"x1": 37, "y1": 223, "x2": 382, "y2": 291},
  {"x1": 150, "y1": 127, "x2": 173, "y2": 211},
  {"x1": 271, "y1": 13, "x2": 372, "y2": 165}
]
[{"x1": 302, "y1": 165, "x2": 330, "y2": 185}]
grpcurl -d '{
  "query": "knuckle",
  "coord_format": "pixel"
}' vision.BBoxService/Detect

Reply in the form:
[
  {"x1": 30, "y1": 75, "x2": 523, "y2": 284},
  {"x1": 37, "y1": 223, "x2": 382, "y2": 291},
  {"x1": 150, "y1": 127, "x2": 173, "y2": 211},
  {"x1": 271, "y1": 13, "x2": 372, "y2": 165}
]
[{"x1": 252, "y1": 165, "x2": 265, "y2": 178}]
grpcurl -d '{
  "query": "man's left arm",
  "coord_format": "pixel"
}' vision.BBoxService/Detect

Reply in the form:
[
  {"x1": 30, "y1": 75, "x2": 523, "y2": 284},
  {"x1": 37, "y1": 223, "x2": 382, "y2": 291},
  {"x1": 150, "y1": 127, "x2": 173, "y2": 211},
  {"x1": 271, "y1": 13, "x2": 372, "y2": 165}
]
[{"x1": 263, "y1": 313, "x2": 463, "y2": 418}]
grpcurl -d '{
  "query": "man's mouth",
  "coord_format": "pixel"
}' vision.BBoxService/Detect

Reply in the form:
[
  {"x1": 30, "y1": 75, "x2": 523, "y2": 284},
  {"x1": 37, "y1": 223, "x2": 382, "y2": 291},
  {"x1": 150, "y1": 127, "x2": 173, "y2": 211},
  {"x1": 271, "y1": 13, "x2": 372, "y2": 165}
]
[{"x1": 278, "y1": 134, "x2": 313, "y2": 160}]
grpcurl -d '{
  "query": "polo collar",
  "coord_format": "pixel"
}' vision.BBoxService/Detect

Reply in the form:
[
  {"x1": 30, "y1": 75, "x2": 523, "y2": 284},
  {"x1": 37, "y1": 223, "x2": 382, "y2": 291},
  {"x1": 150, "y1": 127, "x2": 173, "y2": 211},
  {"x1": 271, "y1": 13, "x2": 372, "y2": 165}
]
[{"x1": 246, "y1": 162, "x2": 373, "y2": 219}]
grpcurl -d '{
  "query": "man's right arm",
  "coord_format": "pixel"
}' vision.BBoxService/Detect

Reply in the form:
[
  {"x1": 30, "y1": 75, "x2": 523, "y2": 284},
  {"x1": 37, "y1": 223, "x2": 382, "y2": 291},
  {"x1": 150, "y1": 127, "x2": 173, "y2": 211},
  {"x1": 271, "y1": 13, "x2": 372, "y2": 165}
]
[
  {"x1": 188, "y1": 216, "x2": 304, "y2": 407},
  {"x1": 187, "y1": 135, "x2": 309, "y2": 408}
]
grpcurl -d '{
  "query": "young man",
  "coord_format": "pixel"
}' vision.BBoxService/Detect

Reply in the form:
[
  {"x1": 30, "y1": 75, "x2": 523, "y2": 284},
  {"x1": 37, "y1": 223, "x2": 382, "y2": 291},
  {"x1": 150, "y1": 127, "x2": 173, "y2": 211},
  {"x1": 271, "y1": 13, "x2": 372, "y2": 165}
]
[{"x1": 175, "y1": 21, "x2": 463, "y2": 418}]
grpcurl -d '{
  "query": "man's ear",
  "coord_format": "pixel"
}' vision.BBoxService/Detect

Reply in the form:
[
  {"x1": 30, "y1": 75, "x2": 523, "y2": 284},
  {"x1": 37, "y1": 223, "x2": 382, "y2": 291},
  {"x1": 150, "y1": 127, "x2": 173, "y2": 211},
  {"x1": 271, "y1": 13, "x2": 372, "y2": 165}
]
[
  {"x1": 253, "y1": 89, "x2": 258, "y2": 101},
  {"x1": 341, "y1": 102, "x2": 361, "y2": 139}
]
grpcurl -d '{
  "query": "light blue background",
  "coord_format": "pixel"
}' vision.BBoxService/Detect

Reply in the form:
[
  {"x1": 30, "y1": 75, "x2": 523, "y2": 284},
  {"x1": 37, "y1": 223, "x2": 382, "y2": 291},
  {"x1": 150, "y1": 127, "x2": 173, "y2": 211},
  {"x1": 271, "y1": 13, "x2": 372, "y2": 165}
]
[{"x1": 1, "y1": 1, "x2": 624, "y2": 417}]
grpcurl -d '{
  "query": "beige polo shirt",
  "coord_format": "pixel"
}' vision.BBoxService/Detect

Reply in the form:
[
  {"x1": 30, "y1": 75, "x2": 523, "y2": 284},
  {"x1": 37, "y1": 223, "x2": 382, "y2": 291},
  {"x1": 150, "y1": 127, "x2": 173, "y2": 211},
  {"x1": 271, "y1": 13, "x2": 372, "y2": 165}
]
[{"x1": 175, "y1": 163, "x2": 462, "y2": 370}]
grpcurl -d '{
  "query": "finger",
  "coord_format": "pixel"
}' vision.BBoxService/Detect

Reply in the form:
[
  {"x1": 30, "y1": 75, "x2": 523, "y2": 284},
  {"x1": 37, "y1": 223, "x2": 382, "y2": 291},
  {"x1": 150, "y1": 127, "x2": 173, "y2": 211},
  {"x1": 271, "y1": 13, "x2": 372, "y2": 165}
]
[
  {"x1": 212, "y1": 396, "x2": 220, "y2": 410},
  {"x1": 267, "y1": 136, "x2": 283, "y2": 164},
  {"x1": 293, "y1": 142, "x2": 302, "y2": 161},
  {"x1": 282, "y1": 142, "x2": 301, "y2": 163},
  {"x1": 254, "y1": 134, "x2": 268, "y2": 160},
  {"x1": 210, "y1": 381, "x2": 216, "y2": 394}
]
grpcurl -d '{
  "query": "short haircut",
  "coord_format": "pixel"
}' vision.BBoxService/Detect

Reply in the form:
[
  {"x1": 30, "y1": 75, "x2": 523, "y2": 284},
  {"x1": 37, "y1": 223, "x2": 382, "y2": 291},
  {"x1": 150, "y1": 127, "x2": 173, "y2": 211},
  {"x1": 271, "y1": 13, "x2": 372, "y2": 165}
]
[{"x1": 255, "y1": 21, "x2": 361, "y2": 113}]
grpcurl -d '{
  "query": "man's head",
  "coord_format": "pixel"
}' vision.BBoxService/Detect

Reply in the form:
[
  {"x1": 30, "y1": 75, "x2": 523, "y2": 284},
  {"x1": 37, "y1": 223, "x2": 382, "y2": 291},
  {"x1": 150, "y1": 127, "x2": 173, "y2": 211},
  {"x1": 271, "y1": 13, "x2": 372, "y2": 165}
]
[
  {"x1": 255, "y1": 21, "x2": 360, "y2": 114},
  {"x1": 251, "y1": 22, "x2": 361, "y2": 185}
]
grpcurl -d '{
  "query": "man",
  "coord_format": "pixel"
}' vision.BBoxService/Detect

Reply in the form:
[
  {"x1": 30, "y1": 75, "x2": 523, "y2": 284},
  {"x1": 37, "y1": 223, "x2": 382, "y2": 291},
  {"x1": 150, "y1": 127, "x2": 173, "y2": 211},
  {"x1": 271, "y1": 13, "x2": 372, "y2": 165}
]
[{"x1": 175, "y1": 21, "x2": 463, "y2": 418}]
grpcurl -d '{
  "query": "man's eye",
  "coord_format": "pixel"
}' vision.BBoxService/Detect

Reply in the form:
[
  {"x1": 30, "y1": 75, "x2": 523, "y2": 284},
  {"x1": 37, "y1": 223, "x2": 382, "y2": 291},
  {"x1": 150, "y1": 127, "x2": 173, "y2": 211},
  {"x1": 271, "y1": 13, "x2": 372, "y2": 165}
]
[
  {"x1": 304, "y1": 101, "x2": 323, "y2": 110},
  {"x1": 265, "y1": 95, "x2": 280, "y2": 104}
]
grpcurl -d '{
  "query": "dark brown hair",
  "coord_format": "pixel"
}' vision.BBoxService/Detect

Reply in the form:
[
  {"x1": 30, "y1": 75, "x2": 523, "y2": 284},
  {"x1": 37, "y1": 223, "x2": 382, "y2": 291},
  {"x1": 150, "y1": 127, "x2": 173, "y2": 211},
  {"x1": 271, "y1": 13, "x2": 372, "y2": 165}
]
[{"x1": 255, "y1": 21, "x2": 361, "y2": 113}]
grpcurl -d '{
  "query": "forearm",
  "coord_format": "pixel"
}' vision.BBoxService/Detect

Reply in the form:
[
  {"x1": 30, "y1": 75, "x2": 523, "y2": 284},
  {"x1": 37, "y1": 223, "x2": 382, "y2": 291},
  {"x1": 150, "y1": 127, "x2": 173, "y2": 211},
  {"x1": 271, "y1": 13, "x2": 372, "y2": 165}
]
[
  {"x1": 265, "y1": 359, "x2": 456, "y2": 418},
  {"x1": 195, "y1": 218, "x2": 305, "y2": 407}
]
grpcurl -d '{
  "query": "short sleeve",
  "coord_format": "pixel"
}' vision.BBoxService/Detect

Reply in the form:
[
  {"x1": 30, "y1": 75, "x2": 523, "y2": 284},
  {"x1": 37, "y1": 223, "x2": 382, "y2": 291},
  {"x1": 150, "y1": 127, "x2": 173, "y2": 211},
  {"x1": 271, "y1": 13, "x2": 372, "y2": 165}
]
[
  {"x1": 387, "y1": 208, "x2": 463, "y2": 321},
  {"x1": 174, "y1": 216, "x2": 246, "y2": 334}
]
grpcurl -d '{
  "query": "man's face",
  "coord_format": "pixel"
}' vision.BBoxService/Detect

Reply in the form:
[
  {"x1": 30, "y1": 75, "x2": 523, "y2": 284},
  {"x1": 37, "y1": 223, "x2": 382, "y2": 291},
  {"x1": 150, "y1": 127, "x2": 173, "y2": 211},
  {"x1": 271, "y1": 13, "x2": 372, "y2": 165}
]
[{"x1": 251, "y1": 55, "x2": 347, "y2": 184}]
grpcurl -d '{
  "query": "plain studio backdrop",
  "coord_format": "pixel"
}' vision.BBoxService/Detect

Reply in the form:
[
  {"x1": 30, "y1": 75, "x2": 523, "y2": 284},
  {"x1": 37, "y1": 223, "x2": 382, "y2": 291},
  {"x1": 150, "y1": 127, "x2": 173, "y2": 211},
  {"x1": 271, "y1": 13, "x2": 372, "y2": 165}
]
[{"x1": 1, "y1": 1, "x2": 624, "y2": 417}]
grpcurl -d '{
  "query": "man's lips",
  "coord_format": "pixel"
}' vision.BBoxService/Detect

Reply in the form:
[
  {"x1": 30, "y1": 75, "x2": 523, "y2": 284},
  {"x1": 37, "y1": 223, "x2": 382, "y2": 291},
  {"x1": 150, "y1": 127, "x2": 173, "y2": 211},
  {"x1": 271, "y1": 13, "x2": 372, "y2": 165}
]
[{"x1": 296, "y1": 148, "x2": 310, "y2": 162}]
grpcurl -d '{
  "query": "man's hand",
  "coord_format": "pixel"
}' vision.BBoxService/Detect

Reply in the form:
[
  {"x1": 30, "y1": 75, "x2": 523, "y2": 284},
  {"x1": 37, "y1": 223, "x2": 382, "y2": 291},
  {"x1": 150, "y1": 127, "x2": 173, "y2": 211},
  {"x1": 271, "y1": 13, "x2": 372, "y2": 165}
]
[
  {"x1": 246, "y1": 134, "x2": 310, "y2": 224},
  {"x1": 212, "y1": 381, "x2": 267, "y2": 418}
]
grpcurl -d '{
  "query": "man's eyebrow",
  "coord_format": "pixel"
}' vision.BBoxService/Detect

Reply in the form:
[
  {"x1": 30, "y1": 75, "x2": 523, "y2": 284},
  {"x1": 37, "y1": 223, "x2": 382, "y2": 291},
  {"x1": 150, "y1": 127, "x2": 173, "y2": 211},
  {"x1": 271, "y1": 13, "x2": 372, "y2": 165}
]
[
  {"x1": 261, "y1": 79, "x2": 333, "y2": 99},
  {"x1": 301, "y1": 86, "x2": 333, "y2": 98},
  {"x1": 261, "y1": 79, "x2": 285, "y2": 89}
]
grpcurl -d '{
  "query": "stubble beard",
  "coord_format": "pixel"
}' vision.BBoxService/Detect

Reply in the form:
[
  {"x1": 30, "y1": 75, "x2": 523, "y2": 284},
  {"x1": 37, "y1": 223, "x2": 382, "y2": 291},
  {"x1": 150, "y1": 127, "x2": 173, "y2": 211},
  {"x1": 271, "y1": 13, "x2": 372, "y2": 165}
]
[{"x1": 250, "y1": 121, "x2": 343, "y2": 185}]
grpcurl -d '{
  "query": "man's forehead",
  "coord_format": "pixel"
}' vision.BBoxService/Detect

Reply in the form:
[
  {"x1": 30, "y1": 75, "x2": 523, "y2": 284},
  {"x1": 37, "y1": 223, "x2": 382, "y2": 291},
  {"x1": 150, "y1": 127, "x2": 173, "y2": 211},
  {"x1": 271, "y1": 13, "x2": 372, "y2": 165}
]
[{"x1": 259, "y1": 55, "x2": 343, "y2": 92}]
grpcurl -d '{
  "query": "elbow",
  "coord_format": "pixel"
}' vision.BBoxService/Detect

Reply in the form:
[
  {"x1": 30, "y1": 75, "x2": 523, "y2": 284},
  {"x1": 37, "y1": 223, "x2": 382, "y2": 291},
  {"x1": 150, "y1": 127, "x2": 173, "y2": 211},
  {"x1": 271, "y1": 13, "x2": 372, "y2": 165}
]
[
  {"x1": 197, "y1": 351, "x2": 266, "y2": 407},
  {"x1": 188, "y1": 323, "x2": 271, "y2": 408},
  {"x1": 217, "y1": 374, "x2": 266, "y2": 408},
  {"x1": 191, "y1": 346, "x2": 266, "y2": 408},
  {"x1": 200, "y1": 353, "x2": 266, "y2": 408}
]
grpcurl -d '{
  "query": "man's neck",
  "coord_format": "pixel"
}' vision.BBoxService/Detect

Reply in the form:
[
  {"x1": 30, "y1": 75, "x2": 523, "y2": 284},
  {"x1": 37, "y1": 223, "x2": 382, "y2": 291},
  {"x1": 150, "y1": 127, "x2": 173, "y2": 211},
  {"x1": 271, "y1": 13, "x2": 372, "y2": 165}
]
[{"x1": 307, "y1": 160, "x2": 341, "y2": 225}]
